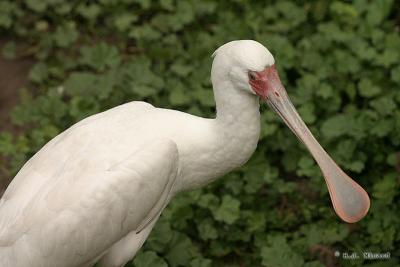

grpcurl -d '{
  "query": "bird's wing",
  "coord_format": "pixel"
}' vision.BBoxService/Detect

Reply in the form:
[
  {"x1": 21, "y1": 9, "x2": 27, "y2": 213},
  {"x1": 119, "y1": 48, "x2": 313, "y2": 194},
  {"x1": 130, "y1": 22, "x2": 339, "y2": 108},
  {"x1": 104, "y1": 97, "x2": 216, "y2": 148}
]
[
  {"x1": 0, "y1": 138, "x2": 179, "y2": 267},
  {"x1": 1, "y1": 101, "x2": 155, "y2": 203}
]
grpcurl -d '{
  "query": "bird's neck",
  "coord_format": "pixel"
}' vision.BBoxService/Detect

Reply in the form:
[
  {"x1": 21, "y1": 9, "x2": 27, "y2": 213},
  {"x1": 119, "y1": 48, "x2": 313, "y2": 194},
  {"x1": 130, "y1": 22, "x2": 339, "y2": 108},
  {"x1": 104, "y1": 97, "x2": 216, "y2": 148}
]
[
  {"x1": 214, "y1": 80, "x2": 260, "y2": 123},
  {"x1": 177, "y1": 80, "x2": 261, "y2": 192},
  {"x1": 212, "y1": 80, "x2": 261, "y2": 171}
]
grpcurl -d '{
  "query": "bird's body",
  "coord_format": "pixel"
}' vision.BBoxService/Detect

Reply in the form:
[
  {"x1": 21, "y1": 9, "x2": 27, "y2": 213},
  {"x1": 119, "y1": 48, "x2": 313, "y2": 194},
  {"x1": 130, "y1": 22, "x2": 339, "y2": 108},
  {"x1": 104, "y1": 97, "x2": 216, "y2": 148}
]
[
  {"x1": 0, "y1": 100, "x2": 260, "y2": 266},
  {"x1": 0, "y1": 40, "x2": 370, "y2": 267}
]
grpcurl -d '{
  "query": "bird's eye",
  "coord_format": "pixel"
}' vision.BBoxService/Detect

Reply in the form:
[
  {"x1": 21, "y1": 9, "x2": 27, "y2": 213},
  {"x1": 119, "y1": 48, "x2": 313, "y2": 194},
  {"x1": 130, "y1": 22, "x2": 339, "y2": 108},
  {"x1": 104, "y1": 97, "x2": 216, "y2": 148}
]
[{"x1": 248, "y1": 71, "x2": 257, "y2": 81}]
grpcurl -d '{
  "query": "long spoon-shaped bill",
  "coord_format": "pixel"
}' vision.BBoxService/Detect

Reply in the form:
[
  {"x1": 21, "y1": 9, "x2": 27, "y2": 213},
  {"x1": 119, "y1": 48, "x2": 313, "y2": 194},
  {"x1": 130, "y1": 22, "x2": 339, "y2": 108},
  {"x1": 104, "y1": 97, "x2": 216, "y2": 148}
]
[{"x1": 252, "y1": 65, "x2": 370, "y2": 223}]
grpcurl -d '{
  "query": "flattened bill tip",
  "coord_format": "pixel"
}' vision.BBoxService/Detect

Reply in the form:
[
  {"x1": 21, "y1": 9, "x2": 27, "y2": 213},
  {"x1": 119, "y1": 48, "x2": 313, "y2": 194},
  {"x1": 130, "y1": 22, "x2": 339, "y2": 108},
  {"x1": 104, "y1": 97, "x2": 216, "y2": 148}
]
[{"x1": 324, "y1": 173, "x2": 370, "y2": 223}]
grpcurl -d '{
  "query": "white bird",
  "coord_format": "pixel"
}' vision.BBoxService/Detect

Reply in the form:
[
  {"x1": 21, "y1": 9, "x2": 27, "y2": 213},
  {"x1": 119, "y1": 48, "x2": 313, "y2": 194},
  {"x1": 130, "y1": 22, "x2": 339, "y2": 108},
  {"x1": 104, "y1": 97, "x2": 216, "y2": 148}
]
[{"x1": 0, "y1": 40, "x2": 370, "y2": 267}]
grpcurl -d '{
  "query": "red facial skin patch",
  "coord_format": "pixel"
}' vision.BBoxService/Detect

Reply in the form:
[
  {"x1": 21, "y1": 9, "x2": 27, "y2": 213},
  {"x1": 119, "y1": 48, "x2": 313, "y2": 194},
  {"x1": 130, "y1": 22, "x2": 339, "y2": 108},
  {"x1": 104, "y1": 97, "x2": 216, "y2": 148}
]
[{"x1": 248, "y1": 64, "x2": 281, "y2": 99}]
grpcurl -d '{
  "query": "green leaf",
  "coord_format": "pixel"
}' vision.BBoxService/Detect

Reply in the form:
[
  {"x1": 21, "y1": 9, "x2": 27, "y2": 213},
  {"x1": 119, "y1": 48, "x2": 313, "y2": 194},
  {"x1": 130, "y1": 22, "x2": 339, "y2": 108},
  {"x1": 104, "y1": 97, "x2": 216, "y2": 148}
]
[
  {"x1": 169, "y1": 87, "x2": 190, "y2": 105},
  {"x1": 372, "y1": 173, "x2": 399, "y2": 203},
  {"x1": 315, "y1": 83, "x2": 333, "y2": 99},
  {"x1": 195, "y1": 88, "x2": 214, "y2": 107},
  {"x1": 55, "y1": 3, "x2": 72, "y2": 15},
  {"x1": 245, "y1": 211, "x2": 266, "y2": 232},
  {"x1": 146, "y1": 219, "x2": 173, "y2": 252},
  {"x1": 64, "y1": 72, "x2": 98, "y2": 96},
  {"x1": 365, "y1": 0, "x2": 394, "y2": 26},
  {"x1": 53, "y1": 22, "x2": 79, "y2": 48},
  {"x1": 370, "y1": 118, "x2": 393, "y2": 137},
  {"x1": 370, "y1": 97, "x2": 396, "y2": 116},
  {"x1": 165, "y1": 232, "x2": 195, "y2": 267},
  {"x1": 260, "y1": 236, "x2": 304, "y2": 267},
  {"x1": 160, "y1": 0, "x2": 174, "y2": 11},
  {"x1": 297, "y1": 156, "x2": 319, "y2": 178},
  {"x1": 97, "y1": 70, "x2": 119, "y2": 99},
  {"x1": 243, "y1": 165, "x2": 264, "y2": 194},
  {"x1": 26, "y1": 0, "x2": 47, "y2": 12},
  {"x1": 298, "y1": 103, "x2": 316, "y2": 124},
  {"x1": 68, "y1": 97, "x2": 100, "y2": 121},
  {"x1": 131, "y1": 85, "x2": 158, "y2": 98},
  {"x1": 212, "y1": 195, "x2": 240, "y2": 224},
  {"x1": 129, "y1": 25, "x2": 162, "y2": 41},
  {"x1": 0, "y1": 1, "x2": 15, "y2": 28},
  {"x1": 114, "y1": 13, "x2": 138, "y2": 31},
  {"x1": 29, "y1": 62, "x2": 48, "y2": 83},
  {"x1": 321, "y1": 114, "x2": 353, "y2": 139},
  {"x1": 63, "y1": 70, "x2": 115, "y2": 106},
  {"x1": 134, "y1": 0, "x2": 151, "y2": 9},
  {"x1": 197, "y1": 193, "x2": 219, "y2": 209},
  {"x1": 190, "y1": 258, "x2": 212, "y2": 267},
  {"x1": 330, "y1": 1, "x2": 358, "y2": 25},
  {"x1": 171, "y1": 62, "x2": 192, "y2": 77},
  {"x1": 386, "y1": 153, "x2": 397, "y2": 166},
  {"x1": 391, "y1": 65, "x2": 400, "y2": 84},
  {"x1": 197, "y1": 219, "x2": 218, "y2": 240},
  {"x1": 358, "y1": 78, "x2": 381, "y2": 98},
  {"x1": 80, "y1": 42, "x2": 121, "y2": 71},
  {"x1": 133, "y1": 251, "x2": 167, "y2": 267},
  {"x1": 77, "y1": 4, "x2": 101, "y2": 20},
  {"x1": 376, "y1": 48, "x2": 399, "y2": 67}
]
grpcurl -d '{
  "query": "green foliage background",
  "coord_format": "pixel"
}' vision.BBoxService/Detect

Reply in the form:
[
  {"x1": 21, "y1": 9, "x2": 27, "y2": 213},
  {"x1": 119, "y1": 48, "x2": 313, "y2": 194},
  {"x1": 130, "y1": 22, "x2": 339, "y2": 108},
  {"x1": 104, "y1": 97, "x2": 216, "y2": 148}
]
[{"x1": 1, "y1": 0, "x2": 399, "y2": 266}]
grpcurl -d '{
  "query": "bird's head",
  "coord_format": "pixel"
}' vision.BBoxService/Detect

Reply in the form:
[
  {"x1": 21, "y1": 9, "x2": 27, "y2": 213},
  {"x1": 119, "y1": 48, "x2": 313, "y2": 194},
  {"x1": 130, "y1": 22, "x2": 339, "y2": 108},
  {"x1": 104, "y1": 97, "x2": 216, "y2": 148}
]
[{"x1": 212, "y1": 40, "x2": 370, "y2": 223}]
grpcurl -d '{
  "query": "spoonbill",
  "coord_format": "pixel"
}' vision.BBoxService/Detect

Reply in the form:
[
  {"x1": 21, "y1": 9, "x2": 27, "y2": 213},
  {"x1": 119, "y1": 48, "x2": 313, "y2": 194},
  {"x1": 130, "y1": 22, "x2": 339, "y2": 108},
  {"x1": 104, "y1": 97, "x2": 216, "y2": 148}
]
[{"x1": 0, "y1": 40, "x2": 370, "y2": 267}]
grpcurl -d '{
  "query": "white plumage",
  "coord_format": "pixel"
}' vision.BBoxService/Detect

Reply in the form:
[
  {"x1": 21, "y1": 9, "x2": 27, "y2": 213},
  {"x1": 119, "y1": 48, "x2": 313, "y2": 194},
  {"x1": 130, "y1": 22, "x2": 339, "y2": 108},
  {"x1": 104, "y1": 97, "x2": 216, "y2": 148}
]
[{"x1": 0, "y1": 40, "x2": 369, "y2": 267}]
